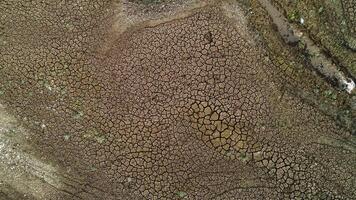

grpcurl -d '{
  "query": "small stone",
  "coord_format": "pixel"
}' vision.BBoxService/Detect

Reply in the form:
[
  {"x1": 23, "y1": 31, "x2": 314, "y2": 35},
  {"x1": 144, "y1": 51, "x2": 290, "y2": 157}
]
[
  {"x1": 177, "y1": 191, "x2": 187, "y2": 198},
  {"x1": 63, "y1": 134, "x2": 70, "y2": 141},
  {"x1": 300, "y1": 18, "x2": 304, "y2": 25}
]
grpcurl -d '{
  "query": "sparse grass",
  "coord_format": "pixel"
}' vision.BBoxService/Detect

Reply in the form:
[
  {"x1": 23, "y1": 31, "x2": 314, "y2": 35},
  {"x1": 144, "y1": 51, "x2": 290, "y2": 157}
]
[{"x1": 287, "y1": 10, "x2": 300, "y2": 22}]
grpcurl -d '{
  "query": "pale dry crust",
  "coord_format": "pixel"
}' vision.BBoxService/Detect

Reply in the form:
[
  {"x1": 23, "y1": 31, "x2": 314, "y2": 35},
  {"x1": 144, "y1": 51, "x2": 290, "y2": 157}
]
[
  {"x1": 97, "y1": 0, "x2": 213, "y2": 55},
  {"x1": 0, "y1": 103, "x2": 62, "y2": 200}
]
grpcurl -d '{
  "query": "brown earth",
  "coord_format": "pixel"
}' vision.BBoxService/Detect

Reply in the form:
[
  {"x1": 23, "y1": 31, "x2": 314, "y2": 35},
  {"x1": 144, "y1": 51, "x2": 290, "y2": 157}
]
[{"x1": 0, "y1": 0, "x2": 355, "y2": 199}]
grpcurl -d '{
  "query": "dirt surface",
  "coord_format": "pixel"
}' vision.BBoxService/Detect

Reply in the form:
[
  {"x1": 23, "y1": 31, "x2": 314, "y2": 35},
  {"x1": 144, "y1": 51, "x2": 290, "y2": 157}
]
[{"x1": 0, "y1": 0, "x2": 355, "y2": 199}]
